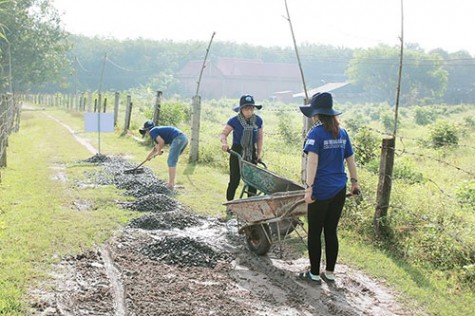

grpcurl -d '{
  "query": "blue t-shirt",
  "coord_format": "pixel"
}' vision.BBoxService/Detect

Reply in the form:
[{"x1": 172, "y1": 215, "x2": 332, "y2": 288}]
[
  {"x1": 149, "y1": 126, "x2": 182, "y2": 144},
  {"x1": 227, "y1": 115, "x2": 263, "y2": 145},
  {"x1": 303, "y1": 125, "x2": 354, "y2": 200}
]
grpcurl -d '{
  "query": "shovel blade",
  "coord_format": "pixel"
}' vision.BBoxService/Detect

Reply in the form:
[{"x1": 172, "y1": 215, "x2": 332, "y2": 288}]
[{"x1": 124, "y1": 167, "x2": 145, "y2": 174}]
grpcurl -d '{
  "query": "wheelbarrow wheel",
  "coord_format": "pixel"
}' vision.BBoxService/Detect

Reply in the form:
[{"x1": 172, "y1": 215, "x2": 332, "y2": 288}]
[{"x1": 244, "y1": 224, "x2": 271, "y2": 256}]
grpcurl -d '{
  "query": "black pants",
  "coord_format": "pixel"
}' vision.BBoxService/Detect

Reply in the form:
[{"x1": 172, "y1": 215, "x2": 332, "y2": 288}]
[
  {"x1": 226, "y1": 144, "x2": 257, "y2": 201},
  {"x1": 307, "y1": 186, "x2": 346, "y2": 275}
]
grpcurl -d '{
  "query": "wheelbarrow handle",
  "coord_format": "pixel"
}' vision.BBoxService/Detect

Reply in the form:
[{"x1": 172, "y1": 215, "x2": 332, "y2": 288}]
[
  {"x1": 227, "y1": 149, "x2": 240, "y2": 158},
  {"x1": 227, "y1": 149, "x2": 267, "y2": 168}
]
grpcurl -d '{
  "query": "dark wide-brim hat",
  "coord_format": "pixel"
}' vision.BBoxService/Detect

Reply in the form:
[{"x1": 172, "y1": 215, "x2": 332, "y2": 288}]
[
  {"x1": 233, "y1": 94, "x2": 262, "y2": 112},
  {"x1": 299, "y1": 92, "x2": 341, "y2": 117},
  {"x1": 139, "y1": 120, "x2": 155, "y2": 135}
]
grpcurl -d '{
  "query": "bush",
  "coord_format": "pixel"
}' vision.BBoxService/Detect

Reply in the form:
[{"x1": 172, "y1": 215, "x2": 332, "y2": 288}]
[
  {"x1": 353, "y1": 127, "x2": 379, "y2": 165},
  {"x1": 392, "y1": 158, "x2": 424, "y2": 184},
  {"x1": 344, "y1": 112, "x2": 370, "y2": 133},
  {"x1": 463, "y1": 116, "x2": 475, "y2": 129},
  {"x1": 380, "y1": 111, "x2": 402, "y2": 133},
  {"x1": 414, "y1": 106, "x2": 436, "y2": 125},
  {"x1": 277, "y1": 114, "x2": 300, "y2": 144},
  {"x1": 159, "y1": 102, "x2": 191, "y2": 126},
  {"x1": 428, "y1": 120, "x2": 459, "y2": 148}
]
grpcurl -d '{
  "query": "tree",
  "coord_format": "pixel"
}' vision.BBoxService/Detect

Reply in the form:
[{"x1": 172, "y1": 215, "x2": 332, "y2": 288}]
[
  {"x1": 436, "y1": 50, "x2": 475, "y2": 104},
  {"x1": 0, "y1": 0, "x2": 71, "y2": 91},
  {"x1": 346, "y1": 44, "x2": 448, "y2": 105}
]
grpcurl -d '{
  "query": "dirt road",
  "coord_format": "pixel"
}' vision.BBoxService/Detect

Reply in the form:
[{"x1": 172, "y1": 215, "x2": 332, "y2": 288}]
[{"x1": 27, "y1": 154, "x2": 417, "y2": 316}]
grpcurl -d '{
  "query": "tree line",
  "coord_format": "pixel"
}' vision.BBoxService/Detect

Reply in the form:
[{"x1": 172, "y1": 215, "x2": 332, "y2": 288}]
[{"x1": 1, "y1": 0, "x2": 475, "y2": 105}]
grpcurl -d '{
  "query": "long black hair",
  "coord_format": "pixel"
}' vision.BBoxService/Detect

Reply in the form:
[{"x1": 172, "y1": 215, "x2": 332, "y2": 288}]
[{"x1": 318, "y1": 114, "x2": 340, "y2": 138}]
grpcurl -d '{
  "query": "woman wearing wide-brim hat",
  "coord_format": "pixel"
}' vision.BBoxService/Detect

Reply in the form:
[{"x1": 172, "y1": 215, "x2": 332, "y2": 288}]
[
  {"x1": 219, "y1": 94, "x2": 264, "y2": 202},
  {"x1": 298, "y1": 92, "x2": 360, "y2": 285}
]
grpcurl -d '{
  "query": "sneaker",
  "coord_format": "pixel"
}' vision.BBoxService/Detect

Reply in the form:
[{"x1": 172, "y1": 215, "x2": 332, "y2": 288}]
[
  {"x1": 320, "y1": 272, "x2": 336, "y2": 283},
  {"x1": 298, "y1": 271, "x2": 321, "y2": 285}
]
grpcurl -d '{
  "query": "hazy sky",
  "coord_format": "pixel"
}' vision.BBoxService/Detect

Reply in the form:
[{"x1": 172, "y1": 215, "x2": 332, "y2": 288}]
[{"x1": 52, "y1": 0, "x2": 475, "y2": 55}]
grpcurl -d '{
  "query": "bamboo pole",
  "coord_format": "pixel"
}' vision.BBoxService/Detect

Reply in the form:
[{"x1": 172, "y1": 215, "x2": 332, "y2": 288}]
[
  {"x1": 190, "y1": 32, "x2": 215, "y2": 162},
  {"x1": 284, "y1": 0, "x2": 312, "y2": 184},
  {"x1": 374, "y1": 0, "x2": 404, "y2": 238}
]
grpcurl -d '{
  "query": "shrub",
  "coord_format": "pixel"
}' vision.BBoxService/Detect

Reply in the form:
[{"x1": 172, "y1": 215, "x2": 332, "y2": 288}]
[
  {"x1": 428, "y1": 120, "x2": 459, "y2": 148},
  {"x1": 277, "y1": 114, "x2": 300, "y2": 144},
  {"x1": 353, "y1": 127, "x2": 379, "y2": 165},
  {"x1": 414, "y1": 106, "x2": 436, "y2": 125},
  {"x1": 380, "y1": 111, "x2": 399, "y2": 133},
  {"x1": 463, "y1": 116, "x2": 475, "y2": 129},
  {"x1": 344, "y1": 112, "x2": 370, "y2": 133},
  {"x1": 392, "y1": 158, "x2": 424, "y2": 184},
  {"x1": 158, "y1": 102, "x2": 191, "y2": 126}
]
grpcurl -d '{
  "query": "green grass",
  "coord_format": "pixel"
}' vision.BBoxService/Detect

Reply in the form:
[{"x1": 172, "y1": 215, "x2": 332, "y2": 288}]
[
  {"x1": 339, "y1": 232, "x2": 475, "y2": 315},
  {"x1": 0, "y1": 110, "x2": 137, "y2": 315},
  {"x1": 1, "y1": 102, "x2": 474, "y2": 315}
]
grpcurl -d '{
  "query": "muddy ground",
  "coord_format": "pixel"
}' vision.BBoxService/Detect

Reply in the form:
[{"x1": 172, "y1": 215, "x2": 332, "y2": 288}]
[{"x1": 28, "y1": 155, "x2": 418, "y2": 316}]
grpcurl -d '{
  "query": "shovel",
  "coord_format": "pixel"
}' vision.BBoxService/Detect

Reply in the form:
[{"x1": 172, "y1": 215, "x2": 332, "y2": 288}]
[
  {"x1": 124, "y1": 150, "x2": 163, "y2": 174},
  {"x1": 124, "y1": 159, "x2": 148, "y2": 174}
]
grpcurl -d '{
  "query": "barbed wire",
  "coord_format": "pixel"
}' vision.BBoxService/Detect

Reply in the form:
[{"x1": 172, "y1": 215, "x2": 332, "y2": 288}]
[
  {"x1": 353, "y1": 187, "x2": 474, "y2": 252},
  {"x1": 364, "y1": 126, "x2": 475, "y2": 150},
  {"x1": 391, "y1": 147, "x2": 475, "y2": 177}
]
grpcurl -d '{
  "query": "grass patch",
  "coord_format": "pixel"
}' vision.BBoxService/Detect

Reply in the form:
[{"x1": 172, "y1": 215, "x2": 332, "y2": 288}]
[{"x1": 0, "y1": 110, "x2": 137, "y2": 315}]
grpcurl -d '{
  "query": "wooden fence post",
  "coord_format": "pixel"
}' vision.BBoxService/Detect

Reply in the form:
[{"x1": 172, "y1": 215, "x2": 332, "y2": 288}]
[
  {"x1": 124, "y1": 95, "x2": 132, "y2": 132},
  {"x1": 0, "y1": 95, "x2": 7, "y2": 168},
  {"x1": 75, "y1": 93, "x2": 79, "y2": 111},
  {"x1": 189, "y1": 95, "x2": 201, "y2": 162},
  {"x1": 152, "y1": 91, "x2": 162, "y2": 125},
  {"x1": 87, "y1": 92, "x2": 92, "y2": 112},
  {"x1": 374, "y1": 137, "x2": 396, "y2": 238},
  {"x1": 113, "y1": 92, "x2": 119, "y2": 126}
]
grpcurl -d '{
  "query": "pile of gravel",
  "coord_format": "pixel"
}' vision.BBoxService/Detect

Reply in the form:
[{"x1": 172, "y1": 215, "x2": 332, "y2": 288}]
[
  {"x1": 128, "y1": 211, "x2": 201, "y2": 230},
  {"x1": 140, "y1": 236, "x2": 233, "y2": 268},
  {"x1": 82, "y1": 154, "x2": 111, "y2": 164},
  {"x1": 124, "y1": 193, "x2": 179, "y2": 212},
  {"x1": 80, "y1": 155, "x2": 172, "y2": 198},
  {"x1": 122, "y1": 179, "x2": 170, "y2": 198}
]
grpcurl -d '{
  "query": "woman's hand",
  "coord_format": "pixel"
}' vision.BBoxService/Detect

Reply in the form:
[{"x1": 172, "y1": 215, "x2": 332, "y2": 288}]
[
  {"x1": 350, "y1": 182, "x2": 361, "y2": 195},
  {"x1": 221, "y1": 143, "x2": 229, "y2": 152},
  {"x1": 304, "y1": 187, "x2": 315, "y2": 204}
]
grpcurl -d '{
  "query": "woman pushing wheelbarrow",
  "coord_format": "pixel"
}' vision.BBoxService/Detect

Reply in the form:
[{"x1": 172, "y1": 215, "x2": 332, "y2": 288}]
[{"x1": 219, "y1": 94, "x2": 264, "y2": 202}]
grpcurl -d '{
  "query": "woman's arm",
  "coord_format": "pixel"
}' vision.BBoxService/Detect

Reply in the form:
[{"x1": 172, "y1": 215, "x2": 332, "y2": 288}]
[
  {"x1": 345, "y1": 155, "x2": 360, "y2": 194},
  {"x1": 219, "y1": 124, "x2": 233, "y2": 152},
  {"x1": 256, "y1": 127, "x2": 264, "y2": 160},
  {"x1": 304, "y1": 152, "x2": 318, "y2": 203},
  {"x1": 146, "y1": 136, "x2": 165, "y2": 160}
]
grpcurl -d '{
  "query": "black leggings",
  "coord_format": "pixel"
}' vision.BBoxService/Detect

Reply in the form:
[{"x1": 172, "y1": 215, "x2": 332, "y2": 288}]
[
  {"x1": 226, "y1": 144, "x2": 257, "y2": 201},
  {"x1": 307, "y1": 186, "x2": 346, "y2": 275}
]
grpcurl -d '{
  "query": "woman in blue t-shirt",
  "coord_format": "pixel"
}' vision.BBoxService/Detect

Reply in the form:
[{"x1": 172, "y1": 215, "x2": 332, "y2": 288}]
[
  {"x1": 219, "y1": 94, "x2": 264, "y2": 201},
  {"x1": 298, "y1": 92, "x2": 360, "y2": 285},
  {"x1": 139, "y1": 120, "x2": 188, "y2": 190}
]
